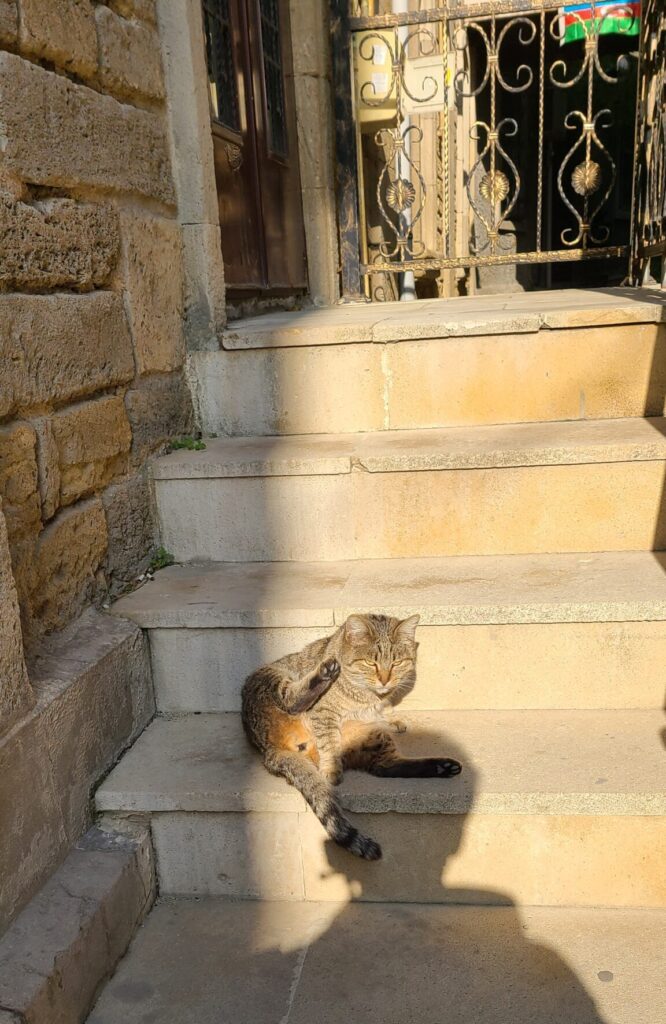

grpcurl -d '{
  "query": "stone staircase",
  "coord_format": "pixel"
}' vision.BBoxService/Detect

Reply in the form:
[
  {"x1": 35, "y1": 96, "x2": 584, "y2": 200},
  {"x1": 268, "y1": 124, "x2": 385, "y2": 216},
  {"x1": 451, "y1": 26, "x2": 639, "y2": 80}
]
[{"x1": 97, "y1": 289, "x2": 666, "y2": 919}]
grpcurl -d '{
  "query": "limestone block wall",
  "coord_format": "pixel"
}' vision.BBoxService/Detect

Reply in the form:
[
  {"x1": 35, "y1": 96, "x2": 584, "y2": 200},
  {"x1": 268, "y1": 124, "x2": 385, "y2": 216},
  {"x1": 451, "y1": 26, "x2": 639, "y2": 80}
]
[{"x1": 0, "y1": 0, "x2": 194, "y2": 667}]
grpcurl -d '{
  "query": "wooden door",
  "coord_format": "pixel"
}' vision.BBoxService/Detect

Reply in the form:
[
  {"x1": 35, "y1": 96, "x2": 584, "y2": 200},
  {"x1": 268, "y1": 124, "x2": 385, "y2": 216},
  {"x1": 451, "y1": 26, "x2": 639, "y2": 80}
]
[{"x1": 202, "y1": 0, "x2": 307, "y2": 295}]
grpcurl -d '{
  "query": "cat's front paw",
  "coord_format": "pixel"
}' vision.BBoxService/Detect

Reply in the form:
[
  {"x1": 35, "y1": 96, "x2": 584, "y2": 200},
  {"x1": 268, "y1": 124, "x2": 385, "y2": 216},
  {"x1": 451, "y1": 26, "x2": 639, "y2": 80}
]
[
  {"x1": 309, "y1": 659, "x2": 342, "y2": 692},
  {"x1": 390, "y1": 718, "x2": 408, "y2": 734},
  {"x1": 435, "y1": 758, "x2": 462, "y2": 777}
]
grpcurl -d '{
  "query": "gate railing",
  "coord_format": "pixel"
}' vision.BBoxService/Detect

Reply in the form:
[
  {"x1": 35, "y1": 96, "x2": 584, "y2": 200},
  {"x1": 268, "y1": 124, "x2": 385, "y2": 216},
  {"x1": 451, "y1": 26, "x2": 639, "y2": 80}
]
[{"x1": 332, "y1": 1, "x2": 665, "y2": 298}]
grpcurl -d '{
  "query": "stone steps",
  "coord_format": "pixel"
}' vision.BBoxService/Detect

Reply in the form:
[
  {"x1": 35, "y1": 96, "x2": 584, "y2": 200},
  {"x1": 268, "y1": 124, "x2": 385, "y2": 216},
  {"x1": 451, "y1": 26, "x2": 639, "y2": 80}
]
[
  {"x1": 191, "y1": 287, "x2": 666, "y2": 435},
  {"x1": 96, "y1": 710, "x2": 666, "y2": 908},
  {"x1": 86, "y1": 898, "x2": 666, "y2": 1024},
  {"x1": 154, "y1": 417, "x2": 666, "y2": 562},
  {"x1": 110, "y1": 551, "x2": 666, "y2": 712}
]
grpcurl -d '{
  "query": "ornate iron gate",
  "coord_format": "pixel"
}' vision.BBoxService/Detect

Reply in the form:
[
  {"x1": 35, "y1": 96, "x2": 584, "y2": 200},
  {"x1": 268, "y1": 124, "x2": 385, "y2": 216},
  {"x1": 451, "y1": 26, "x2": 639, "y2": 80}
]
[{"x1": 332, "y1": 1, "x2": 666, "y2": 298}]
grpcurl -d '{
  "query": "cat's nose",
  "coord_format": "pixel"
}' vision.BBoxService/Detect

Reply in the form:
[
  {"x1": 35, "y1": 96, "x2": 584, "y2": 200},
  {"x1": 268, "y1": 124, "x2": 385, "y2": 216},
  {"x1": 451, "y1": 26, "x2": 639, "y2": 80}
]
[{"x1": 377, "y1": 668, "x2": 391, "y2": 685}]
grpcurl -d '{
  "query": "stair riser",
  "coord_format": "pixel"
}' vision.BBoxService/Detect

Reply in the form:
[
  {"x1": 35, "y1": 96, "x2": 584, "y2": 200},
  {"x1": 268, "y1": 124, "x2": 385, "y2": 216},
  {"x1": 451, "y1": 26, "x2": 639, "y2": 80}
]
[
  {"x1": 157, "y1": 461, "x2": 666, "y2": 562},
  {"x1": 148, "y1": 810, "x2": 665, "y2": 908},
  {"x1": 148, "y1": 621, "x2": 666, "y2": 713},
  {"x1": 193, "y1": 323, "x2": 666, "y2": 436}
]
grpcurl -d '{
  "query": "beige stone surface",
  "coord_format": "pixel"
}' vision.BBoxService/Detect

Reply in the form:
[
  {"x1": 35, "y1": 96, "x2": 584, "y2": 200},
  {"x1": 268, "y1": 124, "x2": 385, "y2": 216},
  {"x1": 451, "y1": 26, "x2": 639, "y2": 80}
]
[
  {"x1": 0, "y1": 611, "x2": 153, "y2": 931},
  {"x1": 353, "y1": 459, "x2": 666, "y2": 558},
  {"x1": 96, "y1": 710, "x2": 666, "y2": 819},
  {"x1": 300, "y1": 187, "x2": 340, "y2": 305},
  {"x1": 145, "y1": 618, "x2": 666, "y2": 715},
  {"x1": 27, "y1": 500, "x2": 108, "y2": 636},
  {"x1": 51, "y1": 396, "x2": 131, "y2": 507},
  {"x1": 158, "y1": 474, "x2": 354, "y2": 562},
  {"x1": 96, "y1": 4, "x2": 165, "y2": 100},
  {"x1": 124, "y1": 372, "x2": 194, "y2": 467},
  {"x1": 0, "y1": 505, "x2": 32, "y2": 738},
  {"x1": 0, "y1": 422, "x2": 40, "y2": 548},
  {"x1": 18, "y1": 0, "x2": 97, "y2": 77},
  {"x1": 300, "y1": 811, "x2": 665, "y2": 908},
  {"x1": 109, "y1": 0, "x2": 156, "y2": 23},
  {"x1": 0, "y1": 197, "x2": 119, "y2": 292},
  {"x1": 0, "y1": 53, "x2": 174, "y2": 204},
  {"x1": 31, "y1": 418, "x2": 60, "y2": 522},
  {"x1": 221, "y1": 286, "x2": 666, "y2": 349},
  {"x1": 182, "y1": 223, "x2": 227, "y2": 349},
  {"x1": 0, "y1": 824, "x2": 154, "y2": 1023},
  {"x1": 102, "y1": 471, "x2": 155, "y2": 587},
  {"x1": 0, "y1": 0, "x2": 17, "y2": 44},
  {"x1": 194, "y1": 345, "x2": 385, "y2": 437},
  {"x1": 112, "y1": 551, "x2": 666, "y2": 629},
  {"x1": 289, "y1": 0, "x2": 330, "y2": 76},
  {"x1": 120, "y1": 212, "x2": 185, "y2": 374},
  {"x1": 98, "y1": 710, "x2": 665, "y2": 906},
  {"x1": 0, "y1": 292, "x2": 134, "y2": 419},
  {"x1": 388, "y1": 323, "x2": 666, "y2": 428},
  {"x1": 155, "y1": 459, "x2": 666, "y2": 564},
  {"x1": 152, "y1": 812, "x2": 305, "y2": 899},
  {"x1": 87, "y1": 898, "x2": 666, "y2": 1024},
  {"x1": 156, "y1": 416, "x2": 666, "y2": 478}
]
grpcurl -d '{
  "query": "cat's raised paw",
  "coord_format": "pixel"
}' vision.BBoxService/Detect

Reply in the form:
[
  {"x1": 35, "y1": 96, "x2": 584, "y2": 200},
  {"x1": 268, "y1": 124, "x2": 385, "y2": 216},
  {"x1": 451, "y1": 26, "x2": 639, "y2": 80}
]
[
  {"x1": 319, "y1": 658, "x2": 341, "y2": 683},
  {"x1": 435, "y1": 758, "x2": 462, "y2": 777}
]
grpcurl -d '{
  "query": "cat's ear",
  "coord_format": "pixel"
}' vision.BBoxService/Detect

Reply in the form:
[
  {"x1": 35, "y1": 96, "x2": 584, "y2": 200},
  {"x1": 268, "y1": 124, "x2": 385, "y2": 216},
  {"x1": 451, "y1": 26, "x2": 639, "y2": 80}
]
[
  {"x1": 345, "y1": 615, "x2": 371, "y2": 644},
  {"x1": 395, "y1": 614, "x2": 420, "y2": 642}
]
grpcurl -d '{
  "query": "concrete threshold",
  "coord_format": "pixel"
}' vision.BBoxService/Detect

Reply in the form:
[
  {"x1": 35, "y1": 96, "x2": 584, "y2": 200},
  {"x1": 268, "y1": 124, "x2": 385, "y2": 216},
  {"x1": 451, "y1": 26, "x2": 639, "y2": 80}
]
[
  {"x1": 221, "y1": 286, "x2": 666, "y2": 349},
  {"x1": 86, "y1": 898, "x2": 666, "y2": 1024}
]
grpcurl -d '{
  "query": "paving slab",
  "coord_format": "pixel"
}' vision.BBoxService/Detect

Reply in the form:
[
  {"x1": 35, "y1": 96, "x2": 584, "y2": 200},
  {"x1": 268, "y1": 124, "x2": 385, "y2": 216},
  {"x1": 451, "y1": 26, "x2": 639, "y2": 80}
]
[
  {"x1": 95, "y1": 709, "x2": 666, "y2": 817},
  {"x1": 220, "y1": 286, "x2": 666, "y2": 348},
  {"x1": 86, "y1": 898, "x2": 666, "y2": 1024},
  {"x1": 110, "y1": 551, "x2": 666, "y2": 628},
  {"x1": 153, "y1": 416, "x2": 666, "y2": 479}
]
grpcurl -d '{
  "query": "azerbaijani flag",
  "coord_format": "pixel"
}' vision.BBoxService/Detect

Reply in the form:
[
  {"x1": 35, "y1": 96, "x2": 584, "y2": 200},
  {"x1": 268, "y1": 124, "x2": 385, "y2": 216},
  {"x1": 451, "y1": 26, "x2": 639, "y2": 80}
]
[{"x1": 559, "y1": 1, "x2": 641, "y2": 44}]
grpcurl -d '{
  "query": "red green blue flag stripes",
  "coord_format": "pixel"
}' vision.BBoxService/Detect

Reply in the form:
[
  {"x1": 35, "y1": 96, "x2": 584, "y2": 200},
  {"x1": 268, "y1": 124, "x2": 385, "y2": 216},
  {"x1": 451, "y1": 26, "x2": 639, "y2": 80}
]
[{"x1": 558, "y1": 2, "x2": 641, "y2": 44}]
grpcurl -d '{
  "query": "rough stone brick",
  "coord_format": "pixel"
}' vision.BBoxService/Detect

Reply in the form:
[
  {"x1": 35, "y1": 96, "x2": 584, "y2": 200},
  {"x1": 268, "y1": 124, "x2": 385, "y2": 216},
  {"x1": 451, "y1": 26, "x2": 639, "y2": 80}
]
[
  {"x1": 108, "y1": 0, "x2": 156, "y2": 23},
  {"x1": 121, "y1": 212, "x2": 185, "y2": 374},
  {"x1": 102, "y1": 471, "x2": 155, "y2": 586},
  {"x1": 0, "y1": 197, "x2": 120, "y2": 292},
  {"x1": 18, "y1": 0, "x2": 97, "y2": 77},
  {"x1": 125, "y1": 373, "x2": 194, "y2": 467},
  {"x1": 0, "y1": 53, "x2": 175, "y2": 204},
  {"x1": 96, "y1": 5, "x2": 165, "y2": 100},
  {"x1": 0, "y1": 503, "x2": 33, "y2": 738},
  {"x1": 31, "y1": 418, "x2": 60, "y2": 522},
  {"x1": 0, "y1": 292, "x2": 134, "y2": 419},
  {"x1": 50, "y1": 396, "x2": 132, "y2": 508},
  {"x1": 0, "y1": 0, "x2": 17, "y2": 45},
  {"x1": 27, "y1": 500, "x2": 108, "y2": 637},
  {"x1": 0, "y1": 422, "x2": 41, "y2": 548}
]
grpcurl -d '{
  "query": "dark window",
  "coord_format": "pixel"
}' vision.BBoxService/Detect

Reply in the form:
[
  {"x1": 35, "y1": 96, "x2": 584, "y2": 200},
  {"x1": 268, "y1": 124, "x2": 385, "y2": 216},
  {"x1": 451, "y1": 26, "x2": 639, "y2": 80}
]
[
  {"x1": 259, "y1": 0, "x2": 288, "y2": 157},
  {"x1": 202, "y1": 0, "x2": 240, "y2": 132}
]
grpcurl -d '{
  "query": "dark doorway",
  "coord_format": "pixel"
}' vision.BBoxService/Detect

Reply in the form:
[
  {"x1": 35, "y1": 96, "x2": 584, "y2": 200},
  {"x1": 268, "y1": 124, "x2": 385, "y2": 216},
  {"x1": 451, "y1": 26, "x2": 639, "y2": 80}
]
[{"x1": 202, "y1": 0, "x2": 307, "y2": 296}]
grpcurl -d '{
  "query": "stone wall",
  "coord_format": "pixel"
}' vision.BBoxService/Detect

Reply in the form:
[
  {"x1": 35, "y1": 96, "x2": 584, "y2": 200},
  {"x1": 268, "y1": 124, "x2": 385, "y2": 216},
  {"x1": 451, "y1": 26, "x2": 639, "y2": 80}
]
[
  {"x1": 0, "y1": 0, "x2": 194, "y2": 672},
  {"x1": 0, "y1": 0, "x2": 191, "y2": 930}
]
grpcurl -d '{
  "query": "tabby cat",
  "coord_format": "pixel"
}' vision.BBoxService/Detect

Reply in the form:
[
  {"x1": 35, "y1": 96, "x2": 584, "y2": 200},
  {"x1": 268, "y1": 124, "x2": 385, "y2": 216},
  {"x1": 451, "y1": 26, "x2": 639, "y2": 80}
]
[{"x1": 241, "y1": 613, "x2": 462, "y2": 860}]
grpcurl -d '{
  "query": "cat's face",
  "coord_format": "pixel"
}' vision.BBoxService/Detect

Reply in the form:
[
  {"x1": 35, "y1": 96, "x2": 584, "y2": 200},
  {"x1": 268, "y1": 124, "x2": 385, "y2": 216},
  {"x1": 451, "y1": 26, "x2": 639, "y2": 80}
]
[{"x1": 342, "y1": 613, "x2": 419, "y2": 698}]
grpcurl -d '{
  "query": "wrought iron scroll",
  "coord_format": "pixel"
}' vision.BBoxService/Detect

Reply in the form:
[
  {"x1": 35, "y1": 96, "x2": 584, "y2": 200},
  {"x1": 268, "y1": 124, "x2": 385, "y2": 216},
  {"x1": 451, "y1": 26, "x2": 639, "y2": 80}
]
[
  {"x1": 346, "y1": 0, "x2": 642, "y2": 291},
  {"x1": 633, "y1": 0, "x2": 666, "y2": 278}
]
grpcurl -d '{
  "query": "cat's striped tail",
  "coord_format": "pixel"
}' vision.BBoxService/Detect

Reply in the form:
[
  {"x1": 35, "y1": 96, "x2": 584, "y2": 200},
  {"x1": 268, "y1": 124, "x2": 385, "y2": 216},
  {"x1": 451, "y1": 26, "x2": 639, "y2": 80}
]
[{"x1": 263, "y1": 750, "x2": 382, "y2": 861}]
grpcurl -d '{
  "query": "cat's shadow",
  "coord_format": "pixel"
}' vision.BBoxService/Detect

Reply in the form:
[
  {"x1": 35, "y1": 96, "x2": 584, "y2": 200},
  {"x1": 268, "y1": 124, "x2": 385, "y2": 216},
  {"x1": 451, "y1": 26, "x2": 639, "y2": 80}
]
[{"x1": 301, "y1": 725, "x2": 610, "y2": 1024}]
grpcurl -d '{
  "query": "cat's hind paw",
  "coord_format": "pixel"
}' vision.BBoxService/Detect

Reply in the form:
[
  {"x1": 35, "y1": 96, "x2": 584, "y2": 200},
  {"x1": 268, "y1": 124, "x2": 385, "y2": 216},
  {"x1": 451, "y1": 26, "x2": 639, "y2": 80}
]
[{"x1": 435, "y1": 758, "x2": 462, "y2": 777}]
